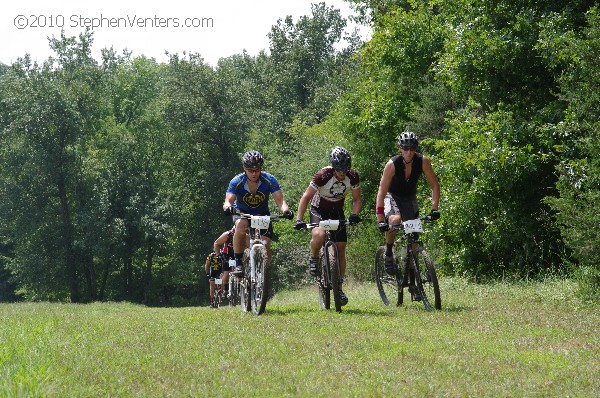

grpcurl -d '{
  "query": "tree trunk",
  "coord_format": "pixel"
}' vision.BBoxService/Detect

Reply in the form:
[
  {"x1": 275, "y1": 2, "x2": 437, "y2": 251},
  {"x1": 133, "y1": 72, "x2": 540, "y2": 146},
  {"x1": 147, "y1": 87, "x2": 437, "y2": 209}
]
[{"x1": 143, "y1": 241, "x2": 154, "y2": 304}]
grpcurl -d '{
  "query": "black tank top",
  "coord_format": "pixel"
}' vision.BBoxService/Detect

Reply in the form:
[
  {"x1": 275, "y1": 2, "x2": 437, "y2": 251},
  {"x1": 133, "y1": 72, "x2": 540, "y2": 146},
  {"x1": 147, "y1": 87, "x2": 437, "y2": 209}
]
[{"x1": 388, "y1": 153, "x2": 423, "y2": 198}]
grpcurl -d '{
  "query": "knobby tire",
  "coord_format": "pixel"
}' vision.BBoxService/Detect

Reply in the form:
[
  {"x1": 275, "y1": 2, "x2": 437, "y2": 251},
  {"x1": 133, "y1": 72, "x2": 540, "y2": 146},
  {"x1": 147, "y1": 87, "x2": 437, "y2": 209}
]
[
  {"x1": 374, "y1": 246, "x2": 401, "y2": 306},
  {"x1": 325, "y1": 241, "x2": 342, "y2": 312},
  {"x1": 240, "y1": 248, "x2": 251, "y2": 313},
  {"x1": 318, "y1": 247, "x2": 331, "y2": 310},
  {"x1": 409, "y1": 247, "x2": 441, "y2": 311},
  {"x1": 251, "y1": 244, "x2": 269, "y2": 315}
]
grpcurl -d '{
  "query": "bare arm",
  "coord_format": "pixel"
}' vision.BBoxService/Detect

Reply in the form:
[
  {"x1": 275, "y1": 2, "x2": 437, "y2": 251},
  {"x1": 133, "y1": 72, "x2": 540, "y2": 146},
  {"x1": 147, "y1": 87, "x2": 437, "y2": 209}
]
[
  {"x1": 375, "y1": 160, "x2": 395, "y2": 223},
  {"x1": 296, "y1": 185, "x2": 317, "y2": 221},
  {"x1": 351, "y1": 186, "x2": 362, "y2": 215},
  {"x1": 223, "y1": 192, "x2": 236, "y2": 211},
  {"x1": 422, "y1": 156, "x2": 440, "y2": 210},
  {"x1": 272, "y1": 190, "x2": 289, "y2": 214},
  {"x1": 213, "y1": 230, "x2": 229, "y2": 254}
]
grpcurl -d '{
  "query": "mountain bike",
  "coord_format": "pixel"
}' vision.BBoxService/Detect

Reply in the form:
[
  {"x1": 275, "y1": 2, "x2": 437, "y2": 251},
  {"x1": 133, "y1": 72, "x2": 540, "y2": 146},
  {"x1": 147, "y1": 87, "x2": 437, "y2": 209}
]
[
  {"x1": 212, "y1": 273, "x2": 226, "y2": 308},
  {"x1": 374, "y1": 217, "x2": 441, "y2": 311},
  {"x1": 304, "y1": 219, "x2": 359, "y2": 313},
  {"x1": 231, "y1": 210, "x2": 286, "y2": 315}
]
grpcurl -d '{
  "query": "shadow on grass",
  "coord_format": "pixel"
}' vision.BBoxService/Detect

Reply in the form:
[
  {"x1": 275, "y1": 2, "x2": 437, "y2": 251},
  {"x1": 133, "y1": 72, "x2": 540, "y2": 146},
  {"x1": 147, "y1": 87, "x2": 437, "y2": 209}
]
[{"x1": 264, "y1": 304, "x2": 410, "y2": 317}]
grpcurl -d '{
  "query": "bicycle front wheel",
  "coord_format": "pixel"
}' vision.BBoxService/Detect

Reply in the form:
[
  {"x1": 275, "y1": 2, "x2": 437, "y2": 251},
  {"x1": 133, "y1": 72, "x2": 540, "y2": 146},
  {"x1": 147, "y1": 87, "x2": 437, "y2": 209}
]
[
  {"x1": 324, "y1": 241, "x2": 342, "y2": 312},
  {"x1": 374, "y1": 246, "x2": 400, "y2": 306},
  {"x1": 251, "y1": 245, "x2": 269, "y2": 315},
  {"x1": 410, "y1": 247, "x2": 441, "y2": 311},
  {"x1": 318, "y1": 247, "x2": 330, "y2": 310},
  {"x1": 240, "y1": 249, "x2": 251, "y2": 313}
]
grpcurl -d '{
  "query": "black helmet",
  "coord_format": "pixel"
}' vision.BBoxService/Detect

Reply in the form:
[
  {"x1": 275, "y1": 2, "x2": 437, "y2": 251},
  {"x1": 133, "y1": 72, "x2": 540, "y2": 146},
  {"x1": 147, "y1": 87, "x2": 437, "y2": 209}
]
[
  {"x1": 397, "y1": 131, "x2": 418, "y2": 148},
  {"x1": 329, "y1": 146, "x2": 351, "y2": 172},
  {"x1": 242, "y1": 150, "x2": 264, "y2": 169}
]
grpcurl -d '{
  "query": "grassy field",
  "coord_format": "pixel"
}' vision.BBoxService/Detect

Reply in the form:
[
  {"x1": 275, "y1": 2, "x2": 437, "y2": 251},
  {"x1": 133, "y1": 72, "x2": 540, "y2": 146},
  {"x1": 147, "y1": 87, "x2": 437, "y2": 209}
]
[{"x1": 0, "y1": 278, "x2": 598, "y2": 397}]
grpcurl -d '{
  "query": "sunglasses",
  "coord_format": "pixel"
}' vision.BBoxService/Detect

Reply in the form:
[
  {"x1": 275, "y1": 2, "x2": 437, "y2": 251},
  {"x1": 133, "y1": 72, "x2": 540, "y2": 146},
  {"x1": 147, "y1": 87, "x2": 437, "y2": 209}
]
[
  {"x1": 245, "y1": 168, "x2": 261, "y2": 173},
  {"x1": 400, "y1": 146, "x2": 416, "y2": 151}
]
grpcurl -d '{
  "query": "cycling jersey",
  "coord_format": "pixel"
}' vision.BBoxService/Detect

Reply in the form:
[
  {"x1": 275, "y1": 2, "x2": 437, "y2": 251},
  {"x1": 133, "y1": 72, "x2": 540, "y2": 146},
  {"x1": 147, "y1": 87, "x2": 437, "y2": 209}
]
[
  {"x1": 207, "y1": 252, "x2": 222, "y2": 278},
  {"x1": 388, "y1": 153, "x2": 423, "y2": 199},
  {"x1": 220, "y1": 228, "x2": 235, "y2": 260},
  {"x1": 309, "y1": 166, "x2": 360, "y2": 212},
  {"x1": 226, "y1": 172, "x2": 281, "y2": 215},
  {"x1": 385, "y1": 153, "x2": 424, "y2": 221}
]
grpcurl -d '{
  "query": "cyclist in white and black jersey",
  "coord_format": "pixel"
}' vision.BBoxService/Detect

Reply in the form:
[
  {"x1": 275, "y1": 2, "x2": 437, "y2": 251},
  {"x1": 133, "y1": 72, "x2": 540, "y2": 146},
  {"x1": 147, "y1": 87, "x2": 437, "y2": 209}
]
[{"x1": 295, "y1": 146, "x2": 362, "y2": 306}]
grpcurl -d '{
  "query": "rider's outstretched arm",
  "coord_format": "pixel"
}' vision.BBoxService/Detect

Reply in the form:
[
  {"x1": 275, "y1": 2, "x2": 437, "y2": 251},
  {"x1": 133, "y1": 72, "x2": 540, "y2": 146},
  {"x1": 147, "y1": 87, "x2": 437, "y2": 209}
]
[{"x1": 422, "y1": 156, "x2": 440, "y2": 211}]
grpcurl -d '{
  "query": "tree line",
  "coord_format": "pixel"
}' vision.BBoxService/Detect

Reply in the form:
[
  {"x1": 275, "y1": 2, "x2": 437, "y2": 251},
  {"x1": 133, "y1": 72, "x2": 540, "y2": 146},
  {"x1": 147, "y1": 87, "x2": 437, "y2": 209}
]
[{"x1": 1, "y1": 1, "x2": 597, "y2": 304}]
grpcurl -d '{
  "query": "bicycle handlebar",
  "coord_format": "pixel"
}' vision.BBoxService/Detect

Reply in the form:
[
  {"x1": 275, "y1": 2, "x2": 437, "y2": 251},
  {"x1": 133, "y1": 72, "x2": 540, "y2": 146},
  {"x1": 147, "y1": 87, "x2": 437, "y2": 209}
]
[
  {"x1": 386, "y1": 215, "x2": 435, "y2": 232},
  {"x1": 304, "y1": 218, "x2": 361, "y2": 230},
  {"x1": 230, "y1": 208, "x2": 287, "y2": 222}
]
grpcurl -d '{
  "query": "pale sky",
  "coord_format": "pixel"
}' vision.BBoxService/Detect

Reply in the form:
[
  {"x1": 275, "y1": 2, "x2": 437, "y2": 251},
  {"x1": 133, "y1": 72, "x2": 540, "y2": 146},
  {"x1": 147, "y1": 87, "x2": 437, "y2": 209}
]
[{"x1": 2, "y1": 0, "x2": 368, "y2": 66}]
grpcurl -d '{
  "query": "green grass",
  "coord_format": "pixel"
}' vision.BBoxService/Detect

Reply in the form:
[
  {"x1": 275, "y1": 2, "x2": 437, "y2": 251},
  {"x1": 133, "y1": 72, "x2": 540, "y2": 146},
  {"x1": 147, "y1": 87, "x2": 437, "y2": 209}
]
[{"x1": 1, "y1": 278, "x2": 598, "y2": 397}]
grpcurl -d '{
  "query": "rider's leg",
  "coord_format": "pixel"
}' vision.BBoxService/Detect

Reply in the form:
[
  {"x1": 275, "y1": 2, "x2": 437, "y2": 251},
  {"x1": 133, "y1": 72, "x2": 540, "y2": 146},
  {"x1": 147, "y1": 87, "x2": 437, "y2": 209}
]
[
  {"x1": 310, "y1": 228, "x2": 326, "y2": 258},
  {"x1": 384, "y1": 193, "x2": 401, "y2": 256},
  {"x1": 336, "y1": 241, "x2": 349, "y2": 305},
  {"x1": 307, "y1": 227, "x2": 325, "y2": 276},
  {"x1": 336, "y1": 241, "x2": 348, "y2": 285},
  {"x1": 385, "y1": 214, "x2": 401, "y2": 253},
  {"x1": 263, "y1": 236, "x2": 273, "y2": 263},
  {"x1": 222, "y1": 270, "x2": 230, "y2": 294},
  {"x1": 233, "y1": 218, "x2": 249, "y2": 271}
]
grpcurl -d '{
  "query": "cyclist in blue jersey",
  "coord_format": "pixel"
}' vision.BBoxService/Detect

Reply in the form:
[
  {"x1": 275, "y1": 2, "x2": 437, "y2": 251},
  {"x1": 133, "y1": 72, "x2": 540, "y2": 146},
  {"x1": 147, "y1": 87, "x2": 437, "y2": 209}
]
[
  {"x1": 223, "y1": 150, "x2": 294, "y2": 274},
  {"x1": 375, "y1": 132, "x2": 441, "y2": 275}
]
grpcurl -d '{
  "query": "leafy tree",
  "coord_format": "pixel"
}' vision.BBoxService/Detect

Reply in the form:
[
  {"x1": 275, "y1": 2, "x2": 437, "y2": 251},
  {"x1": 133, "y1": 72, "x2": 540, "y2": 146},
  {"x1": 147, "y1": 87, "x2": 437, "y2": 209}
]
[
  {"x1": 266, "y1": 2, "x2": 348, "y2": 131},
  {"x1": 0, "y1": 33, "x2": 102, "y2": 301},
  {"x1": 544, "y1": 8, "x2": 600, "y2": 299},
  {"x1": 431, "y1": 104, "x2": 562, "y2": 277}
]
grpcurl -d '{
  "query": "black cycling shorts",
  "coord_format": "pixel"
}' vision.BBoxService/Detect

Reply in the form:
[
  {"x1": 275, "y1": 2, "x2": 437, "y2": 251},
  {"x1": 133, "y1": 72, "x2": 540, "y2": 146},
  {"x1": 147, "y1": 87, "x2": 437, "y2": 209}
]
[{"x1": 309, "y1": 207, "x2": 347, "y2": 242}]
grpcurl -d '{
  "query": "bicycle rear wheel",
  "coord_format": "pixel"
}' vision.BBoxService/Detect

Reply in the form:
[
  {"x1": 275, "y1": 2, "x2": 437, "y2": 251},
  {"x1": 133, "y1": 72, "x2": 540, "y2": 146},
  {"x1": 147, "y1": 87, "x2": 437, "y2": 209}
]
[
  {"x1": 318, "y1": 247, "x2": 330, "y2": 310},
  {"x1": 228, "y1": 275, "x2": 240, "y2": 307},
  {"x1": 251, "y1": 245, "x2": 269, "y2": 315},
  {"x1": 325, "y1": 241, "x2": 342, "y2": 312},
  {"x1": 374, "y1": 246, "x2": 401, "y2": 306},
  {"x1": 410, "y1": 247, "x2": 441, "y2": 311}
]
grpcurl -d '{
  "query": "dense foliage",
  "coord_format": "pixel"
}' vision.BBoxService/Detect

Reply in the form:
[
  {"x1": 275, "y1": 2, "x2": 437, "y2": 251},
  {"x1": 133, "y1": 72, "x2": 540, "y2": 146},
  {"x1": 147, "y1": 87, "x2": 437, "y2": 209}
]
[{"x1": 0, "y1": 1, "x2": 597, "y2": 303}]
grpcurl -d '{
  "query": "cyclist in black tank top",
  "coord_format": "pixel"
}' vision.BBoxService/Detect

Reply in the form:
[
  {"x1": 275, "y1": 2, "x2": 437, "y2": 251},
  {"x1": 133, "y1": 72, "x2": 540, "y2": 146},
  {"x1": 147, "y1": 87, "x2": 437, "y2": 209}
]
[
  {"x1": 389, "y1": 153, "x2": 423, "y2": 199},
  {"x1": 375, "y1": 132, "x2": 441, "y2": 275}
]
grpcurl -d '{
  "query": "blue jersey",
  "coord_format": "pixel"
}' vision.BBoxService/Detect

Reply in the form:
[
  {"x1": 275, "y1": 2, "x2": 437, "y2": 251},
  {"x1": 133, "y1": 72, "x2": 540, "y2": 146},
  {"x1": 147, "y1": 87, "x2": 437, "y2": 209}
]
[{"x1": 226, "y1": 172, "x2": 281, "y2": 215}]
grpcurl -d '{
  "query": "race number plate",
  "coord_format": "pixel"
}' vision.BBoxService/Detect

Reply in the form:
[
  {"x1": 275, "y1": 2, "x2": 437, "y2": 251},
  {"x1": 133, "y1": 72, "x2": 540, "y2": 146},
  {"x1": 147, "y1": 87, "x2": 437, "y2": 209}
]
[
  {"x1": 250, "y1": 215, "x2": 271, "y2": 229},
  {"x1": 403, "y1": 219, "x2": 423, "y2": 234},
  {"x1": 319, "y1": 219, "x2": 340, "y2": 231},
  {"x1": 228, "y1": 259, "x2": 236, "y2": 268},
  {"x1": 215, "y1": 278, "x2": 222, "y2": 286}
]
